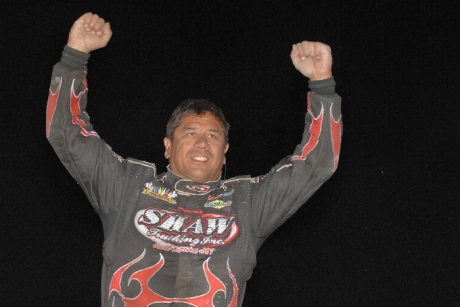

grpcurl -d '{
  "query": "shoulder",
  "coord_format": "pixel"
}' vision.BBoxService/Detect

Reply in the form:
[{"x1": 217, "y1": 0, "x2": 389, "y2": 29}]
[
  {"x1": 126, "y1": 158, "x2": 157, "y2": 175},
  {"x1": 221, "y1": 175, "x2": 252, "y2": 188}
]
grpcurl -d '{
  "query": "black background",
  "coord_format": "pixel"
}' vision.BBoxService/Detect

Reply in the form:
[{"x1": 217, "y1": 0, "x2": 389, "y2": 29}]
[{"x1": 1, "y1": 1, "x2": 459, "y2": 306}]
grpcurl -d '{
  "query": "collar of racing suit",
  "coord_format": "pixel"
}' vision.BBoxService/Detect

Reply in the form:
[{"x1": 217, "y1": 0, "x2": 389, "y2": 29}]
[{"x1": 164, "y1": 165, "x2": 222, "y2": 196}]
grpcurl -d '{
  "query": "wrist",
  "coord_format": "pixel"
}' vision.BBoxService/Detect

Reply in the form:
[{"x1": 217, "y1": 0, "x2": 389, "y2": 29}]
[
  {"x1": 66, "y1": 40, "x2": 90, "y2": 53},
  {"x1": 308, "y1": 72, "x2": 332, "y2": 81}
]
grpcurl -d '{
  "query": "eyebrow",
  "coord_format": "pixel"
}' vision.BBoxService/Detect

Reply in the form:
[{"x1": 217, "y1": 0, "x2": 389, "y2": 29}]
[
  {"x1": 207, "y1": 129, "x2": 223, "y2": 134},
  {"x1": 182, "y1": 127, "x2": 223, "y2": 135}
]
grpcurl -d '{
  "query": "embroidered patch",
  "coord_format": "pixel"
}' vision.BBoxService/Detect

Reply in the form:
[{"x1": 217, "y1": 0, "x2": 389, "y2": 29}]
[
  {"x1": 186, "y1": 184, "x2": 210, "y2": 193},
  {"x1": 143, "y1": 183, "x2": 177, "y2": 204},
  {"x1": 134, "y1": 206, "x2": 239, "y2": 254},
  {"x1": 204, "y1": 200, "x2": 232, "y2": 211},
  {"x1": 207, "y1": 189, "x2": 234, "y2": 201}
]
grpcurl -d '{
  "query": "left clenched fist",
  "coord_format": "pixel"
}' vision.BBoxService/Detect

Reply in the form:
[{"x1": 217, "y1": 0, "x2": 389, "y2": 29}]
[
  {"x1": 290, "y1": 41, "x2": 332, "y2": 81},
  {"x1": 67, "y1": 12, "x2": 112, "y2": 53}
]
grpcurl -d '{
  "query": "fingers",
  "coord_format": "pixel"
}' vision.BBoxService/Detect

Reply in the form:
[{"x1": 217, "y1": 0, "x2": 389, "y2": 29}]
[
  {"x1": 291, "y1": 44, "x2": 299, "y2": 55},
  {"x1": 81, "y1": 13, "x2": 108, "y2": 37},
  {"x1": 297, "y1": 41, "x2": 314, "y2": 59},
  {"x1": 290, "y1": 44, "x2": 299, "y2": 59},
  {"x1": 293, "y1": 41, "x2": 331, "y2": 59},
  {"x1": 103, "y1": 22, "x2": 112, "y2": 37},
  {"x1": 291, "y1": 42, "x2": 312, "y2": 61},
  {"x1": 293, "y1": 42, "x2": 307, "y2": 60}
]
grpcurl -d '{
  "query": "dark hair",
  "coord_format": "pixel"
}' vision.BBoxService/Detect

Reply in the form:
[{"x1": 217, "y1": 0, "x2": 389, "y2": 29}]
[{"x1": 166, "y1": 99, "x2": 230, "y2": 143}]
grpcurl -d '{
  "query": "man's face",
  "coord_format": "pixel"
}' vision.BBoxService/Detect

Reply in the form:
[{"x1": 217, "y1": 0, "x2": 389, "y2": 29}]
[{"x1": 164, "y1": 112, "x2": 229, "y2": 183}]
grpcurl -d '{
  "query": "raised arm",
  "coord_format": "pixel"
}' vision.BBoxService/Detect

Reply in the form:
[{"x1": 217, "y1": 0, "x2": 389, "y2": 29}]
[
  {"x1": 46, "y1": 13, "x2": 127, "y2": 215},
  {"x1": 250, "y1": 41, "x2": 341, "y2": 237}
]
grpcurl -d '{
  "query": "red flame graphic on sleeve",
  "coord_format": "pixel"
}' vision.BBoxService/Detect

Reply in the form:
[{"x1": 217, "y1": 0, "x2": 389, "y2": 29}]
[
  {"x1": 330, "y1": 103, "x2": 342, "y2": 171},
  {"x1": 46, "y1": 77, "x2": 62, "y2": 139},
  {"x1": 70, "y1": 78, "x2": 99, "y2": 137},
  {"x1": 292, "y1": 93, "x2": 324, "y2": 161},
  {"x1": 109, "y1": 250, "x2": 239, "y2": 306}
]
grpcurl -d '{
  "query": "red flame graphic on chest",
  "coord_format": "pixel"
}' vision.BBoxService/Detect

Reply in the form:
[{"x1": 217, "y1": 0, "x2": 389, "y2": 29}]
[{"x1": 109, "y1": 250, "x2": 238, "y2": 306}]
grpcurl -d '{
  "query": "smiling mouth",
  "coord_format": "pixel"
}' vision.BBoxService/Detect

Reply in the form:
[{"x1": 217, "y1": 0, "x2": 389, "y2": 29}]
[{"x1": 192, "y1": 157, "x2": 208, "y2": 162}]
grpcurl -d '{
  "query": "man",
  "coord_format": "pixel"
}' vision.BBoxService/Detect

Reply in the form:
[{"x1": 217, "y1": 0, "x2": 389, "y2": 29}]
[{"x1": 46, "y1": 12, "x2": 342, "y2": 307}]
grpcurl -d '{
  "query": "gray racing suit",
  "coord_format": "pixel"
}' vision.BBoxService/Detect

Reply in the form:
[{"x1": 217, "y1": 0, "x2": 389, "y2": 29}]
[{"x1": 46, "y1": 45, "x2": 342, "y2": 307}]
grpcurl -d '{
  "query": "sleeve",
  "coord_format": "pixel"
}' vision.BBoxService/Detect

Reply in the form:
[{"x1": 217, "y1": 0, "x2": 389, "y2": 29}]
[
  {"x1": 46, "y1": 45, "x2": 126, "y2": 214},
  {"x1": 250, "y1": 77, "x2": 342, "y2": 237}
]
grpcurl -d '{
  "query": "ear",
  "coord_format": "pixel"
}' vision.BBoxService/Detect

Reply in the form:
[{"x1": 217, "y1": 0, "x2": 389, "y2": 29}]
[
  {"x1": 223, "y1": 143, "x2": 229, "y2": 164},
  {"x1": 164, "y1": 137, "x2": 172, "y2": 159}
]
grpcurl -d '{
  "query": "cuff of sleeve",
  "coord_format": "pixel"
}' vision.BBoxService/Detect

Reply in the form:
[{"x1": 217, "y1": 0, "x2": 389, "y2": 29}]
[
  {"x1": 308, "y1": 77, "x2": 336, "y2": 95},
  {"x1": 61, "y1": 45, "x2": 90, "y2": 69}
]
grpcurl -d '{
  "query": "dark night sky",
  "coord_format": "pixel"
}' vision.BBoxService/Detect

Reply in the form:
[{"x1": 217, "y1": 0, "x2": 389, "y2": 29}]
[{"x1": 1, "y1": 1, "x2": 459, "y2": 306}]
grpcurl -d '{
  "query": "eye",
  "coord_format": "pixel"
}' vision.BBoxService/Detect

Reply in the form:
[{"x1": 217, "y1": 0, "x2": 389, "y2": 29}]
[
  {"x1": 208, "y1": 134, "x2": 217, "y2": 139},
  {"x1": 187, "y1": 132, "x2": 196, "y2": 137}
]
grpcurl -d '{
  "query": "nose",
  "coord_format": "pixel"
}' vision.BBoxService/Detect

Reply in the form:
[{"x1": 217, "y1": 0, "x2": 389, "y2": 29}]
[{"x1": 194, "y1": 134, "x2": 209, "y2": 149}]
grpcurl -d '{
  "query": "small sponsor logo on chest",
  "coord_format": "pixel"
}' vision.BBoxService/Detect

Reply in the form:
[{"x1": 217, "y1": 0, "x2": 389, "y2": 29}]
[
  {"x1": 186, "y1": 184, "x2": 211, "y2": 193},
  {"x1": 142, "y1": 182, "x2": 177, "y2": 204}
]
